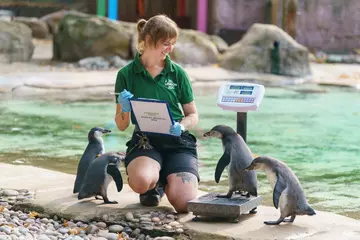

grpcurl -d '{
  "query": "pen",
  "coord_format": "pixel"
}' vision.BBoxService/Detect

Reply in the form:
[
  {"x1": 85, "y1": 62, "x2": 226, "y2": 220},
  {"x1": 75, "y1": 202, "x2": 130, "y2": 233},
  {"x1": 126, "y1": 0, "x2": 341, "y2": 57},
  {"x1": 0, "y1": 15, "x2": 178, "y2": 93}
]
[{"x1": 109, "y1": 92, "x2": 121, "y2": 95}]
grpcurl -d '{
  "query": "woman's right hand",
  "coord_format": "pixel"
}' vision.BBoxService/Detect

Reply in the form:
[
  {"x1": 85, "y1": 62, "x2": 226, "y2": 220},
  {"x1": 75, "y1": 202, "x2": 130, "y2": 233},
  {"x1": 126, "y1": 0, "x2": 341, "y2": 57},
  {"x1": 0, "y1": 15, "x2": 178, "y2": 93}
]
[{"x1": 117, "y1": 89, "x2": 133, "y2": 112}]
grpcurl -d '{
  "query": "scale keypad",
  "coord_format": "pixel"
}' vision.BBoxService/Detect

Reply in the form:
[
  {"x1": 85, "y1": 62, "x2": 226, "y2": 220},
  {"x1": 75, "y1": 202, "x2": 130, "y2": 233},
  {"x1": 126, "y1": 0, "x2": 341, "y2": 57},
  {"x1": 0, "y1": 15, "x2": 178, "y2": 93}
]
[{"x1": 222, "y1": 97, "x2": 255, "y2": 103}]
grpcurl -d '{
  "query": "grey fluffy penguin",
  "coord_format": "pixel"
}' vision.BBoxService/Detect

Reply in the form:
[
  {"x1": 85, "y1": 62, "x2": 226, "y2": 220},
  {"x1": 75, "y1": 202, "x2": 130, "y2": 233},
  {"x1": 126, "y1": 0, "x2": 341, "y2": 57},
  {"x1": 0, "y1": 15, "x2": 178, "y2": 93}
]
[
  {"x1": 73, "y1": 127, "x2": 111, "y2": 194},
  {"x1": 78, "y1": 152, "x2": 124, "y2": 204},
  {"x1": 245, "y1": 156, "x2": 316, "y2": 225},
  {"x1": 203, "y1": 125, "x2": 258, "y2": 201}
]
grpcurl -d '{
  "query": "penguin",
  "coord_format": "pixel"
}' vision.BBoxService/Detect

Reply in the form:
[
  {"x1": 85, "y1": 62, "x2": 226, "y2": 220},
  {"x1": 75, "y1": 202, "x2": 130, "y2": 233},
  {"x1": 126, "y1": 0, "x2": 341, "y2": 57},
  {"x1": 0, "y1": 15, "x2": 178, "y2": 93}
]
[
  {"x1": 203, "y1": 125, "x2": 258, "y2": 200},
  {"x1": 245, "y1": 156, "x2": 316, "y2": 225},
  {"x1": 73, "y1": 127, "x2": 111, "y2": 194},
  {"x1": 78, "y1": 152, "x2": 124, "y2": 204}
]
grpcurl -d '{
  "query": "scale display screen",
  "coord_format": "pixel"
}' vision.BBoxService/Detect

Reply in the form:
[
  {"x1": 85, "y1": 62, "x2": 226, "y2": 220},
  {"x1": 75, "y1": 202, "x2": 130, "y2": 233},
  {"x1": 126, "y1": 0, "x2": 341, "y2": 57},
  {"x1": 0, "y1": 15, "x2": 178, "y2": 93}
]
[
  {"x1": 229, "y1": 85, "x2": 254, "y2": 90},
  {"x1": 240, "y1": 91, "x2": 253, "y2": 95}
]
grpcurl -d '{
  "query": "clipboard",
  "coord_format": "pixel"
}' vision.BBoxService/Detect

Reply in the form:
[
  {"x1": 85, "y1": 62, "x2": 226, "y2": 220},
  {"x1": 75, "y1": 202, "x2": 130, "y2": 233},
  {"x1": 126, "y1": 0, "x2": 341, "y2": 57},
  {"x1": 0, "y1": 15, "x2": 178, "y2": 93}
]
[{"x1": 129, "y1": 98, "x2": 175, "y2": 135}]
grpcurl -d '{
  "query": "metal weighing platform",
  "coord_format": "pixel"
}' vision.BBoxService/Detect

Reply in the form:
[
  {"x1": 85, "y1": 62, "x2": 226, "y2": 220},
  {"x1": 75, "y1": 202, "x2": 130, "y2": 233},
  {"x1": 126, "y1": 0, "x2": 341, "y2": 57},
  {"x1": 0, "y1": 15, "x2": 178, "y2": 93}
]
[{"x1": 187, "y1": 192, "x2": 262, "y2": 222}]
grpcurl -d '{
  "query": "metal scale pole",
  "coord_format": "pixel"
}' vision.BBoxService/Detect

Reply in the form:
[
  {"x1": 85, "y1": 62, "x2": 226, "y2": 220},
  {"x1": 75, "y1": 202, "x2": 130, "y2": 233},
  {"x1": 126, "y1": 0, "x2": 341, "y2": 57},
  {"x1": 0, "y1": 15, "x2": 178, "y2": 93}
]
[{"x1": 237, "y1": 112, "x2": 247, "y2": 142}]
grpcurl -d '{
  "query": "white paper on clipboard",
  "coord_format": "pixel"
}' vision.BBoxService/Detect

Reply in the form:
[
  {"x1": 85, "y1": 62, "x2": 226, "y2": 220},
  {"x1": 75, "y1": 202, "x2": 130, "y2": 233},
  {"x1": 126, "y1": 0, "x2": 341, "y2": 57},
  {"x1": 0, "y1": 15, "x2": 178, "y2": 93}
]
[{"x1": 129, "y1": 98, "x2": 175, "y2": 135}]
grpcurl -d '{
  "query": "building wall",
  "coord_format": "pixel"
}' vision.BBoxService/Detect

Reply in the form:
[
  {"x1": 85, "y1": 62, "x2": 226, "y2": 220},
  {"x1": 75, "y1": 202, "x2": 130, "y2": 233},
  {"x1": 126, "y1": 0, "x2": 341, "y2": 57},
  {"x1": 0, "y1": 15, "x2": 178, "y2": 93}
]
[
  {"x1": 209, "y1": 0, "x2": 360, "y2": 53},
  {"x1": 295, "y1": 0, "x2": 360, "y2": 53}
]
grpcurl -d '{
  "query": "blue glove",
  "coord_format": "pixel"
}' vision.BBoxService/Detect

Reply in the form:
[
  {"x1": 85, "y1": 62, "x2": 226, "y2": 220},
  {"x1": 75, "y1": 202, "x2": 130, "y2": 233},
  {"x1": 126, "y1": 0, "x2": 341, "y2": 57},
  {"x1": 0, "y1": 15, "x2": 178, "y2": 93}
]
[
  {"x1": 117, "y1": 89, "x2": 133, "y2": 112},
  {"x1": 169, "y1": 122, "x2": 184, "y2": 136}
]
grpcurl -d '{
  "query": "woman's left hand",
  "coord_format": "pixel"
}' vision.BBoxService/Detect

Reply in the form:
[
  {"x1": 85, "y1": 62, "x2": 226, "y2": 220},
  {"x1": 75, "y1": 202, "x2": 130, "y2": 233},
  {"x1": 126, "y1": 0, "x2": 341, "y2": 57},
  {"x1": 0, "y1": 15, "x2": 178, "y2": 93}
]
[{"x1": 169, "y1": 122, "x2": 184, "y2": 136}]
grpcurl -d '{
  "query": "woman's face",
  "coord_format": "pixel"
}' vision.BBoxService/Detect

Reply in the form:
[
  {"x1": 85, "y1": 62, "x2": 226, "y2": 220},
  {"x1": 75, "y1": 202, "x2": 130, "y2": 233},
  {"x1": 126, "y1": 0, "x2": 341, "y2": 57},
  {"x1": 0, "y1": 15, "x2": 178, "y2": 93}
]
[{"x1": 153, "y1": 37, "x2": 177, "y2": 60}]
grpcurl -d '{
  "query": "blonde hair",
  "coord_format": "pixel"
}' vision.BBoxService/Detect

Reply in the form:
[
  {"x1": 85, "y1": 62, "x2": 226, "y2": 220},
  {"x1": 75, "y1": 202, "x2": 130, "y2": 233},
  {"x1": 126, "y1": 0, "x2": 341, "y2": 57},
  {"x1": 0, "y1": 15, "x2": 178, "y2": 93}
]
[{"x1": 136, "y1": 14, "x2": 179, "y2": 54}]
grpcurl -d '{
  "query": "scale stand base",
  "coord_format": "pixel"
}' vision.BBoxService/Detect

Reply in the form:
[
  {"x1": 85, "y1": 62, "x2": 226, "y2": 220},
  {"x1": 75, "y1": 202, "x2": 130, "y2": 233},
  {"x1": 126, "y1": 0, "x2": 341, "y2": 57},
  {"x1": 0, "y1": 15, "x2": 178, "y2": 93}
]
[{"x1": 187, "y1": 192, "x2": 262, "y2": 223}]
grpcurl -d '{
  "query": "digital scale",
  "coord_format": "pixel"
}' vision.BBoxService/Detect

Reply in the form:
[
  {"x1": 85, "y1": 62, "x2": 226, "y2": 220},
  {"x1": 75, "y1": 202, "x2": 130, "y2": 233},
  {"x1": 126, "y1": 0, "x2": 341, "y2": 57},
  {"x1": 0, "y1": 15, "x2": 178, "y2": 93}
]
[
  {"x1": 217, "y1": 82, "x2": 265, "y2": 112},
  {"x1": 188, "y1": 82, "x2": 265, "y2": 222}
]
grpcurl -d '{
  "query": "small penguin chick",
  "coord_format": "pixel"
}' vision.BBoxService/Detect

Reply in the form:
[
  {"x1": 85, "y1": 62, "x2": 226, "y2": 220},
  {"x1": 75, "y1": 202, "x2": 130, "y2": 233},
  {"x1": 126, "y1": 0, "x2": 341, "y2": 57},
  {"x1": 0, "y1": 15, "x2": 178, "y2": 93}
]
[
  {"x1": 78, "y1": 152, "x2": 124, "y2": 204},
  {"x1": 73, "y1": 127, "x2": 111, "y2": 194},
  {"x1": 245, "y1": 156, "x2": 316, "y2": 225}
]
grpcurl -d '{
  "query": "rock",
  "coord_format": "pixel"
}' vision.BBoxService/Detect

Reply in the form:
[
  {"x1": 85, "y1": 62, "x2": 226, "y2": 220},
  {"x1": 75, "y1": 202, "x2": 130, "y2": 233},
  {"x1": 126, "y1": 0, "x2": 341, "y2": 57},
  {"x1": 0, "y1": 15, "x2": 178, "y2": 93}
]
[
  {"x1": 208, "y1": 34, "x2": 228, "y2": 54},
  {"x1": 125, "y1": 212, "x2": 134, "y2": 222},
  {"x1": 219, "y1": 23, "x2": 311, "y2": 77},
  {"x1": 104, "y1": 233, "x2": 118, "y2": 240},
  {"x1": 40, "y1": 10, "x2": 87, "y2": 35},
  {"x1": 108, "y1": 56, "x2": 128, "y2": 69},
  {"x1": 1, "y1": 189, "x2": 19, "y2": 197},
  {"x1": 108, "y1": 225, "x2": 123, "y2": 233},
  {"x1": 85, "y1": 224, "x2": 99, "y2": 235},
  {"x1": 13, "y1": 17, "x2": 50, "y2": 39},
  {"x1": 171, "y1": 29, "x2": 219, "y2": 65},
  {"x1": 0, "y1": 21, "x2": 34, "y2": 62},
  {"x1": 53, "y1": 12, "x2": 136, "y2": 61},
  {"x1": 78, "y1": 57, "x2": 110, "y2": 70}
]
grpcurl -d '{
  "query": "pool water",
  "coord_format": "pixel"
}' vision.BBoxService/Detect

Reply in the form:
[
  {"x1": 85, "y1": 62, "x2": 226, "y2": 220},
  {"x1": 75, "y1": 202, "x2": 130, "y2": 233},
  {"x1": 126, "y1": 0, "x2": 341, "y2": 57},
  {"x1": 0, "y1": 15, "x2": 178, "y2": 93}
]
[{"x1": 0, "y1": 86, "x2": 359, "y2": 219}]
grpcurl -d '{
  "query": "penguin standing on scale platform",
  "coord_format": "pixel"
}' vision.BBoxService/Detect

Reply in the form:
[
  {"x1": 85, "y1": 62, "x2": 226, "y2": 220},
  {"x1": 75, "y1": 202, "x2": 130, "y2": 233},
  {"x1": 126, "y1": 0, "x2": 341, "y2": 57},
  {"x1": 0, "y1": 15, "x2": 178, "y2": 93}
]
[
  {"x1": 78, "y1": 152, "x2": 124, "y2": 204},
  {"x1": 203, "y1": 125, "x2": 258, "y2": 213},
  {"x1": 73, "y1": 127, "x2": 111, "y2": 194}
]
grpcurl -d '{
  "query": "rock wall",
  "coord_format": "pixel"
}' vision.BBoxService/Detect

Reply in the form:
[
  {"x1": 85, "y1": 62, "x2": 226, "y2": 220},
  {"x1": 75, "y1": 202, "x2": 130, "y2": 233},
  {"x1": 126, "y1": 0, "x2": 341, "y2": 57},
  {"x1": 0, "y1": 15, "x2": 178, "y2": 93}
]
[
  {"x1": 210, "y1": 0, "x2": 360, "y2": 53},
  {"x1": 295, "y1": 0, "x2": 360, "y2": 53}
]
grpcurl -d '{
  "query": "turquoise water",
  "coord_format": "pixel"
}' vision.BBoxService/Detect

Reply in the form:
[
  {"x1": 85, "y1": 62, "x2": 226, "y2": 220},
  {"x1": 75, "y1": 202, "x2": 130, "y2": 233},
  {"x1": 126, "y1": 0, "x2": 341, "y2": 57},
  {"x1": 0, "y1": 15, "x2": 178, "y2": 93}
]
[{"x1": 0, "y1": 86, "x2": 359, "y2": 219}]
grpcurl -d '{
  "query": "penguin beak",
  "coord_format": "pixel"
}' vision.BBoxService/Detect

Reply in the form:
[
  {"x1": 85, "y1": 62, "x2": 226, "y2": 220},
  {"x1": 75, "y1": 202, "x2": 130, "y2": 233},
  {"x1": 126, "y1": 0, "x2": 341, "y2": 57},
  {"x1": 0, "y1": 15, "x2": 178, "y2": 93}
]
[
  {"x1": 203, "y1": 130, "x2": 222, "y2": 139},
  {"x1": 244, "y1": 164, "x2": 253, "y2": 172},
  {"x1": 203, "y1": 131, "x2": 211, "y2": 137},
  {"x1": 101, "y1": 129, "x2": 111, "y2": 134}
]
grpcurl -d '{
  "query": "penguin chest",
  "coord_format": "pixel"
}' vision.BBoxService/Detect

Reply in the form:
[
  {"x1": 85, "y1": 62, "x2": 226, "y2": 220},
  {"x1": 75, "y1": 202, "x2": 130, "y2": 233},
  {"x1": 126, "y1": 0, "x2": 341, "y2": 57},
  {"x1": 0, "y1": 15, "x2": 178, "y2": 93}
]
[
  {"x1": 265, "y1": 169, "x2": 277, "y2": 190},
  {"x1": 103, "y1": 174, "x2": 113, "y2": 189}
]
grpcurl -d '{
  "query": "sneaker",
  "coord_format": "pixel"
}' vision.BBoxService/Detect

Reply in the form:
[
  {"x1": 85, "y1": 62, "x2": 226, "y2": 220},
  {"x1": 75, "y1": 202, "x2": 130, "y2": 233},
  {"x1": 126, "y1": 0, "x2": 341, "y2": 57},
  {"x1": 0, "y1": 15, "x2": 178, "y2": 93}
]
[{"x1": 139, "y1": 186, "x2": 165, "y2": 207}]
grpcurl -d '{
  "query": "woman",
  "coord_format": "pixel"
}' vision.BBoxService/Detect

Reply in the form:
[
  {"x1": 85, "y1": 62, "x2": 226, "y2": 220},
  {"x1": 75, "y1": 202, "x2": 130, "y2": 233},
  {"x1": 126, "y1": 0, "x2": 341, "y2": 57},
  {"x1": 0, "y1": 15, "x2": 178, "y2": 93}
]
[{"x1": 114, "y1": 14, "x2": 199, "y2": 213}]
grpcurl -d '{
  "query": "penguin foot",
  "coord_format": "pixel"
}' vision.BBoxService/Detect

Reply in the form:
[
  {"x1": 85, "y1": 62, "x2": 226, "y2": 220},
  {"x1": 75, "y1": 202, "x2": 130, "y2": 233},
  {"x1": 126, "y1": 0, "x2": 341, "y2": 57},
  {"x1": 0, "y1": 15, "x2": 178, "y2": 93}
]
[
  {"x1": 249, "y1": 207, "x2": 257, "y2": 214},
  {"x1": 216, "y1": 191, "x2": 233, "y2": 198},
  {"x1": 216, "y1": 194, "x2": 231, "y2": 198},
  {"x1": 95, "y1": 195, "x2": 103, "y2": 200},
  {"x1": 264, "y1": 218, "x2": 284, "y2": 225},
  {"x1": 102, "y1": 196, "x2": 118, "y2": 204},
  {"x1": 103, "y1": 200, "x2": 118, "y2": 204},
  {"x1": 283, "y1": 215, "x2": 296, "y2": 223}
]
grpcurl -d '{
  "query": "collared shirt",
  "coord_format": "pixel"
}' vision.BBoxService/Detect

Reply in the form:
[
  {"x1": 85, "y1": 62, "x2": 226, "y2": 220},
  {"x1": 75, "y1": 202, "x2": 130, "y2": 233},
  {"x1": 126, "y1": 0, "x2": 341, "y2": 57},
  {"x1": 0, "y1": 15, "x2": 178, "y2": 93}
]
[{"x1": 115, "y1": 53, "x2": 194, "y2": 123}]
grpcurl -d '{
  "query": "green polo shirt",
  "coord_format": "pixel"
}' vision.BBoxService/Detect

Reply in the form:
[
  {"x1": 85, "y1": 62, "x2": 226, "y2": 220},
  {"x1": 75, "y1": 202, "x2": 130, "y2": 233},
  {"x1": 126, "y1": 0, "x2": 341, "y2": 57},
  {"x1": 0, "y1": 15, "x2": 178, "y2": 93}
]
[{"x1": 114, "y1": 53, "x2": 194, "y2": 124}]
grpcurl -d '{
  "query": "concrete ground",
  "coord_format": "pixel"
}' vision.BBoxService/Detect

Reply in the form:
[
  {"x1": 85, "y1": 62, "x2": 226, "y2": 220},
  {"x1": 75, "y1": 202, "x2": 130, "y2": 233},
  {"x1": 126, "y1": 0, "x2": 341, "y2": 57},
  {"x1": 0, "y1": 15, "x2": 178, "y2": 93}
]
[{"x1": 1, "y1": 163, "x2": 360, "y2": 240}]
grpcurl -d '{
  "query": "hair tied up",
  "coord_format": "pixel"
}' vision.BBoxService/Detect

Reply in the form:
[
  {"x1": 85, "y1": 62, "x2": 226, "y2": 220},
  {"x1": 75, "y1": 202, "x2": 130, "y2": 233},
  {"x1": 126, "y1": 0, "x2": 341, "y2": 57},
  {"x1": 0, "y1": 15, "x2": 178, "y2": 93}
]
[{"x1": 137, "y1": 19, "x2": 147, "y2": 33}]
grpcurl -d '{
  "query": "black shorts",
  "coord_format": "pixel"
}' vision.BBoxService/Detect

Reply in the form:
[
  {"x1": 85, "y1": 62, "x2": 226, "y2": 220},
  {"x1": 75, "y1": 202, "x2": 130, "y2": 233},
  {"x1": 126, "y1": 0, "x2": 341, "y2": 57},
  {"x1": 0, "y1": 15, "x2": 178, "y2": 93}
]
[{"x1": 124, "y1": 130, "x2": 200, "y2": 186}]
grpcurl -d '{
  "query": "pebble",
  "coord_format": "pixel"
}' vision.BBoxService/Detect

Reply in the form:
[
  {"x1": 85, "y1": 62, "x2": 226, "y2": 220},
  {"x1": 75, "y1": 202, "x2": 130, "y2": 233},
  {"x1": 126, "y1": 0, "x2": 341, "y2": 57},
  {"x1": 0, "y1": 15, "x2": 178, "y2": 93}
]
[{"x1": 0, "y1": 188, "x2": 185, "y2": 240}]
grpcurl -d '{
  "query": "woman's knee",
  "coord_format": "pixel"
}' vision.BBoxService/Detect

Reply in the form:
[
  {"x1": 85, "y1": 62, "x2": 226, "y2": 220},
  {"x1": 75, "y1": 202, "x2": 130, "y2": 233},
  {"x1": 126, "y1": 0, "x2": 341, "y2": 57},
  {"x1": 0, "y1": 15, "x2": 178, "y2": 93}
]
[
  {"x1": 127, "y1": 157, "x2": 160, "y2": 194},
  {"x1": 166, "y1": 172, "x2": 198, "y2": 213}
]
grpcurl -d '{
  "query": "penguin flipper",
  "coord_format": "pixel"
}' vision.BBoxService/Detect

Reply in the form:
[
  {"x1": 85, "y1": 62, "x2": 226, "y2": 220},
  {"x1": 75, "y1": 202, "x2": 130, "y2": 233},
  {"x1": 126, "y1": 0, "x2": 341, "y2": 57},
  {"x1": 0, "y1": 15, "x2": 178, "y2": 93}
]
[
  {"x1": 273, "y1": 173, "x2": 287, "y2": 209},
  {"x1": 215, "y1": 148, "x2": 231, "y2": 183},
  {"x1": 107, "y1": 165, "x2": 123, "y2": 192}
]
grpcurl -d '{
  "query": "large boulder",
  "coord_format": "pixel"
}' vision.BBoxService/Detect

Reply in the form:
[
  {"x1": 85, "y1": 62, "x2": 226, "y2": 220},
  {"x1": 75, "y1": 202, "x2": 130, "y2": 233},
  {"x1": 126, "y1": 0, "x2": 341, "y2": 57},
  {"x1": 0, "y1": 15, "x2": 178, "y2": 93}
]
[
  {"x1": 40, "y1": 10, "x2": 87, "y2": 36},
  {"x1": 131, "y1": 29, "x2": 220, "y2": 66},
  {"x1": 13, "y1": 17, "x2": 50, "y2": 39},
  {"x1": 171, "y1": 29, "x2": 219, "y2": 65},
  {"x1": 0, "y1": 21, "x2": 34, "y2": 62},
  {"x1": 53, "y1": 13, "x2": 136, "y2": 62},
  {"x1": 219, "y1": 23, "x2": 311, "y2": 77}
]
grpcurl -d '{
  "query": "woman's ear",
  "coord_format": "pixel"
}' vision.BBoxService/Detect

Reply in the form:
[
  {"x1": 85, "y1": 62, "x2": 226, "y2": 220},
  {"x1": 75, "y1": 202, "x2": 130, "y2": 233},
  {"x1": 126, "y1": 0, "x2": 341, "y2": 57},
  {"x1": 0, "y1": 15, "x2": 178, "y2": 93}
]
[{"x1": 145, "y1": 35, "x2": 151, "y2": 47}]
